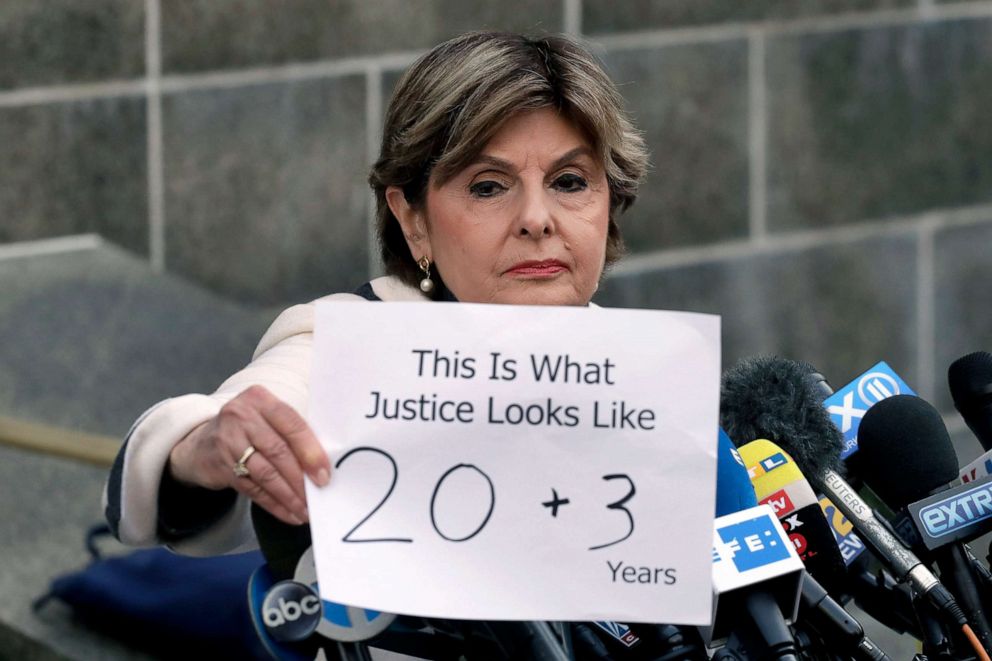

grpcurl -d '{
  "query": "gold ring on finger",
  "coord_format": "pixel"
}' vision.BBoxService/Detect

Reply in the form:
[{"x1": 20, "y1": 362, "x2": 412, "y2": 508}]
[{"x1": 233, "y1": 445, "x2": 257, "y2": 478}]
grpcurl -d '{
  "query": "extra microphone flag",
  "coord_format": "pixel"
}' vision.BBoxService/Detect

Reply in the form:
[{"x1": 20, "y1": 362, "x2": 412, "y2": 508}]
[{"x1": 906, "y1": 474, "x2": 992, "y2": 551}]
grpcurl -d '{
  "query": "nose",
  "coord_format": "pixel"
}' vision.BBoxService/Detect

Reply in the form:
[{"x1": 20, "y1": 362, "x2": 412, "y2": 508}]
[{"x1": 514, "y1": 184, "x2": 555, "y2": 239}]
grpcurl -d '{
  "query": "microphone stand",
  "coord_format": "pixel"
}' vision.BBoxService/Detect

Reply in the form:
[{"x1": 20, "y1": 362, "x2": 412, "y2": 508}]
[
  {"x1": 715, "y1": 616, "x2": 800, "y2": 661},
  {"x1": 484, "y1": 620, "x2": 569, "y2": 660},
  {"x1": 912, "y1": 589, "x2": 957, "y2": 661},
  {"x1": 847, "y1": 564, "x2": 920, "y2": 638},
  {"x1": 933, "y1": 544, "x2": 992, "y2": 654},
  {"x1": 522, "y1": 621, "x2": 571, "y2": 661},
  {"x1": 328, "y1": 642, "x2": 373, "y2": 661},
  {"x1": 798, "y1": 578, "x2": 892, "y2": 661},
  {"x1": 740, "y1": 591, "x2": 801, "y2": 661},
  {"x1": 969, "y1": 546, "x2": 992, "y2": 618}
]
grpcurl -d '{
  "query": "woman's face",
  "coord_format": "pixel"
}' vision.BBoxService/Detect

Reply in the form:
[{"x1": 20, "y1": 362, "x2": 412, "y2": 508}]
[{"x1": 389, "y1": 108, "x2": 611, "y2": 306}]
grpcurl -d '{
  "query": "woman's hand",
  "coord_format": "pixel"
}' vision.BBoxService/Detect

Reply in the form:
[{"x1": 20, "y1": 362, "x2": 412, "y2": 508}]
[{"x1": 167, "y1": 385, "x2": 330, "y2": 526}]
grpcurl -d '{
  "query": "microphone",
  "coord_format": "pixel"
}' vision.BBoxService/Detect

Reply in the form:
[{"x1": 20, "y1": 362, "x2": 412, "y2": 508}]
[
  {"x1": 720, "y1": 357, "x2": 970, "y2": 634},
  {"x1": 950, "y1": 351, "x2": 992, "y2": 452},
  {"x1": 716, "y1": 428, "x2": 758, "y2": 516},
  {"x1": 721, "y1": 357, "x2": 843, "y2": 480},
  {"x1": 951, "y1": 352, "x2": 992, "y2": 484},
  {"x1": 250, "y1": 508, "x2": 409, "y2": 657},
  {"x1": 856, "y1": 395, "x2": 960, "y2": 512},
  {"x1": 252, "y1": 504, "x2": 313, "y2": 581},
  {"x1": 705, "y1": 430, "x2": 805, "y2": 659},
  {"x1": 738, "y1": 439, "x2": 847, "y2": 592},
  {"x1": 960, "y1": 451, "x2": 992, "y2": 485},
  {"x1": 248, "y1": 563, "x2": 325, "y2": 660},
  {"x1": 708, "y1": 504, "x2": 805, "y2": 660},
  {"x1": 857, "y1": 394, "x2": 992, "y2": 654},
  {"x1": 739, "y1": 439, "x2": 891, "y2": 661},
  {"x1": 802, "y1": 362, "x2": 932, "y2": 636}
]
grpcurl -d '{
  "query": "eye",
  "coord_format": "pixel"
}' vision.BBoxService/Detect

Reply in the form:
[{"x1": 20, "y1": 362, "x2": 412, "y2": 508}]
[
  {"x1": 553, "y1": 173, "x2": 588, "y2": 193},
  {"x1": 469, "y1": 180, "x2": 507, "y2": 198}
]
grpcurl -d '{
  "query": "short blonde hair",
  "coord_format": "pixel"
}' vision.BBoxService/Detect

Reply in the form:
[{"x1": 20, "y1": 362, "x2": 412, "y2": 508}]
[{"x1": 369, "y1": 31, "x2": 649, "y2": 293}]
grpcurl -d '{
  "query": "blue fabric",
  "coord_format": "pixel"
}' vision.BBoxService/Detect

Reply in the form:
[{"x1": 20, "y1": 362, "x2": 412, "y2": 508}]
[{"x1": 37, "y1": 528, "x2": 267, "y2": 658}]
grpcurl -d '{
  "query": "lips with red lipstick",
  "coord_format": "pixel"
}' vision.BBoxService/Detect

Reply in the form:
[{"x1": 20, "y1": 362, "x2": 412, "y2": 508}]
[{"x1": 504, "y1": 259, "x2": 568, "y2": 276}]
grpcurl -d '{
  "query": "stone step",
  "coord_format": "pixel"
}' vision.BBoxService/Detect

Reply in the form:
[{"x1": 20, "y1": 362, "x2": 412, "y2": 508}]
[
  {"x1": 0, "y1": 241, "x2": 279, "y2": 658},
  {"x1": 0, "y1": 241, "x2": 277, "y2": 437}
]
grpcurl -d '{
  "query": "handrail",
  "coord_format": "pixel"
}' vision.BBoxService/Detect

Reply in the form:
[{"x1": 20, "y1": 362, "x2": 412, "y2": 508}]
[{"x1": 0, "y1": 415, "x2": 120, "y2": 467}]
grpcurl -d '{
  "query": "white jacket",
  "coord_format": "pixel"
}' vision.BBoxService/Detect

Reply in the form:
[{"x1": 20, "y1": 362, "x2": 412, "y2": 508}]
[{"x1": 103, "y1": 276, "x2": 430, "y2": 556}]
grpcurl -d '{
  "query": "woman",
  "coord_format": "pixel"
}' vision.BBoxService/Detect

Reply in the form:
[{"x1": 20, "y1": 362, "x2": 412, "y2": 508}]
[{"x1": 105, "y1": 31, "x2": 648, "y2": 556}]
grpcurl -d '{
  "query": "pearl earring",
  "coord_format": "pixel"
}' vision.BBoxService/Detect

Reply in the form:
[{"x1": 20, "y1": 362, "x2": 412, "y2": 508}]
[{"x1": 417, "y1": 256, "x2": 435, "y2": 294}]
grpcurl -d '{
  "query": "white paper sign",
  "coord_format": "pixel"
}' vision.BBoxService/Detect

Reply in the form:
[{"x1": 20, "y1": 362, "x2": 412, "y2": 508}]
[{"x1": 306, "y1": 302, "x2": 720, "y2": 624}]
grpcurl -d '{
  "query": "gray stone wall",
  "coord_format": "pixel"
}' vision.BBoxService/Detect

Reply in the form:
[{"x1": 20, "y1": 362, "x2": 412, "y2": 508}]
[
  {"x1": 3, "y1": 3, "x2": 991, "y2": 657},
  {"x1": 2, "y1": 0, "x2": 991, "y2": 446}
]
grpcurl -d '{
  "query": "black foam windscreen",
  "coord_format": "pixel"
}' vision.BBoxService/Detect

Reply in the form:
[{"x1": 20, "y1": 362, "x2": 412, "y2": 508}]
[
  {"x1": 720, "y1": 356, "x2": 843, "y2": 478},
  {"x1": 949, "y1": 351, "x2": 992, "y2": 453},
  {"x1": 251, "y1": 503, "x2": 312, "y2": 581},
  {"x1": 856, "y1": 394, "x2": 959, "y2": 509},
  {"x1": 949, "y1": 351, "x2": 992, "y2": 411}
]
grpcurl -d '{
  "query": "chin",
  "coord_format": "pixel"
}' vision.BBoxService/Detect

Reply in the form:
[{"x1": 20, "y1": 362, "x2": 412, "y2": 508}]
[{"x1": 494, "y1": 285, "x2": 592, "y2": 307}]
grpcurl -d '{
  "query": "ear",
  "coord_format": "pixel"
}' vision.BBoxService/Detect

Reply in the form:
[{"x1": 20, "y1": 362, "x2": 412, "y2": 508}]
[{"x1": 386, "y1": 186, "x2": 431, "y2": 260}]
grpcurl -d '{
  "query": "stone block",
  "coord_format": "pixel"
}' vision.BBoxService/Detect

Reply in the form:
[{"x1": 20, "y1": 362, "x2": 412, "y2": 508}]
[
  {"x1": 584, "y1": 0, "x2": 913, "y2": 34},
  {"x1": 161, "y1": 0, "x2": 562, "y2": 72},
  {"x1": 0, "y1": 97, "x2": 148, "y2": 254},
  {"x1": 766, "y1": 18, "x2": 992, "y2": 231},
  {"x1": 933, "y1": 219, "x2": 992, "y2": 412},
  {"x1": 162, "y1": 76, "x2": 369, "y2": 305},
  {"x1": 602, "y1": 42, "x2": 750, "y2": 253},
  {"x1": 0, "y1": 0, "x2": 144, "y2": 90}
]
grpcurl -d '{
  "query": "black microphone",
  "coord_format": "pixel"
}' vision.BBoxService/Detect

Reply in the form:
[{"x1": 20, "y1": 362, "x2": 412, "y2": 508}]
[
  {"x1": 710, "y1": 504, "x2": 805, "y2": 661},
  {"x1": 740, "y1": 438, "x2": 891, "y2": 660},
  {"x1": 800, "y1": 577, "x2": 890, "y2": 661},
  {"x1": 856, "y1": 395, "x2": 960, "y2": 512},
  {"x1": 949, "y1": 352, "x2": 992, "y2": 486},
  {"x1": 720, "y1": 357, "x2": 969, "y2": 633},
  {"x1": 857, "y1": 394, "x2": 992, "y2": 654},
  {"x1": 252, "y1": 503, "x2": 313, "y2": 581},
  {"x1": 721, "y1": 356, "x2": 843, "y2": 481},
  {"x1": 794, "y1": 365, "x2": 926, "y2": 637},
  {"x1": 704, "y1": 433, "x2": 805, "y2": 659},
  {"x1": 738, "y1": 438, "x2": 848, "y2": 593},
  {"x1": 950, "y1": 351, "x2": 992, "y2": 452}
]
